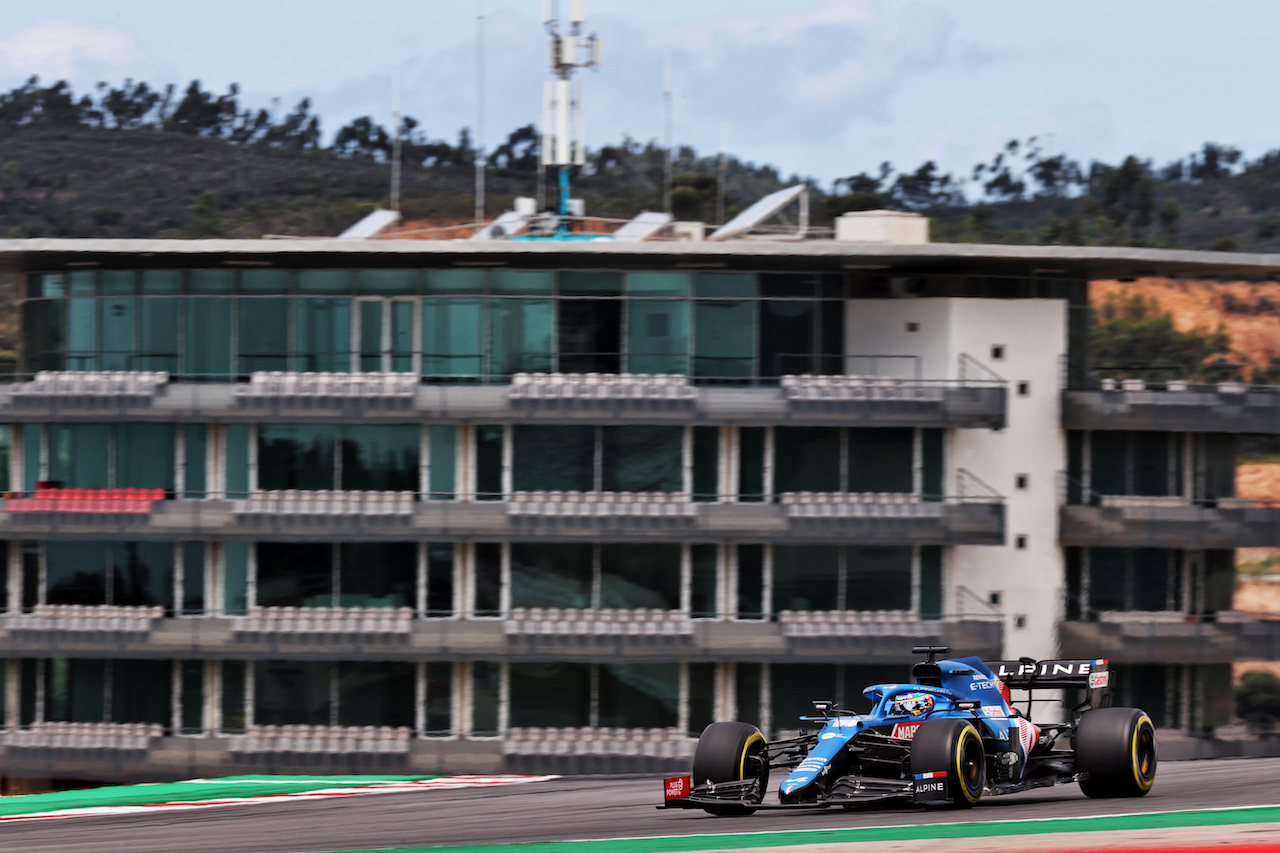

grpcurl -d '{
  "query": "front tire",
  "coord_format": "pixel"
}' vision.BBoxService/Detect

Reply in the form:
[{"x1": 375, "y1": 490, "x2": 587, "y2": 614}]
[
  {"x1": 1075, "y1": 707, "x2": 1157, "y2": 798},
  {"x1": 691, "y1": 722, "x2": 768, "y2": 816},
  {"x1": 911, "y1": 719, "x2": 985, "y2": 808}
]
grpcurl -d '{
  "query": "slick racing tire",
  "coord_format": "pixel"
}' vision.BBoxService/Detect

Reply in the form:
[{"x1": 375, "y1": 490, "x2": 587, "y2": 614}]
[
  {"x1": 911, "y1": 718, "x2": 986, "y2": 808},
  {"x1": 1075, "y1": 707, "x2": 1157, "y2": 798},
  {"x1": 691, "y1": 722, "x2": 769, "y2": 816}
]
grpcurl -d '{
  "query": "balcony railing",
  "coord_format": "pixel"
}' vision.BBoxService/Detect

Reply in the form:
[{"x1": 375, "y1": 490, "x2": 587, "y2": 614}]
[
  {"x1": 230, "y1": 725, "x2": 412, "y2": 755},
  {"x1": 2, "y1": 723, "x2": 162, "y2": 751},
  {"x1": 1058, "y1": 473, "x2": 1280, "y2": 547},
  {"x1": 504, "y1": 608, "x2": 695, "y2": 637}
]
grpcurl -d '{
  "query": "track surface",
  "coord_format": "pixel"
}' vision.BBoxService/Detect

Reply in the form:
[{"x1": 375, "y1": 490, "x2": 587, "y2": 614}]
[{"x1": 1, "y1": 759, "x2": 1278, "y2": 853}]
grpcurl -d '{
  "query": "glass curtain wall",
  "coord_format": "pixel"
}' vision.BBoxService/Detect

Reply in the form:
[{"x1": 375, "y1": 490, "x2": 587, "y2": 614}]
[
  {"x1": 257, "y1": 424, "x2": 420, "y2": 492},
  {"x1": 508, "y1": 661, "x2": 679, "y2": 729},
  {"x1": 255, "y1": 542, "x2": 420, "y2": 608},
  {"x1": 44, "y1": 540, "x2": 176, "y2": 610},
  {"x1": 772, "y1": 427, "x2": 935, "y2": 496},
  {"x1": 510, "y1": 425, "x2": 684, "y2": 494},
  {"x1": 24, "y1": 270, "x2": 843, "y2": 383},
  {"x1": 771, "y1": 545, "x2": 929, "y2": 614},
  {"x1": 508, "y1": 542, "x2": 682, "y2": 610},
  {"x1": 43, "y1": 658, "x2": 171, "y2": 724}
]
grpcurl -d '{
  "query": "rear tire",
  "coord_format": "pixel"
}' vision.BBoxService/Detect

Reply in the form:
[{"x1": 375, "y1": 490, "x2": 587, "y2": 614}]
[
  {"x1": 1075, "y1": 707, "x2": 1157, "y2": 798},
  {"x1": 911, "y1": 719, "x2": 985, "y2": 808},
  {"x1": 691, "y1": 722, "x2": 768, "y2": 816}
]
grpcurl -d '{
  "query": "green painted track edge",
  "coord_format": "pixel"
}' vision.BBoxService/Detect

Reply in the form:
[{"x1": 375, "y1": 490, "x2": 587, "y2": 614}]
[
  {"x1": 321, "y1": 804, "x2": 1280, "y2": 853},
  {"x1": 0, "y1": 775, "x2": 440, "y2": 818}
]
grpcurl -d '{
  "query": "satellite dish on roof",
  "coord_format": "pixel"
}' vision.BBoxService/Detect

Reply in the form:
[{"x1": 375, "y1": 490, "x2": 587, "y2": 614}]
[{"x1": 708, "y1": 185, "x2": 809, "y2": 241}]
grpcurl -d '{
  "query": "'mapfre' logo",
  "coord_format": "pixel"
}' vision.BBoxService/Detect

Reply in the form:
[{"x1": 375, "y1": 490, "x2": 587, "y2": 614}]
[{"x1": 891, "y1": 722, "x2": 922, "y2": 740}]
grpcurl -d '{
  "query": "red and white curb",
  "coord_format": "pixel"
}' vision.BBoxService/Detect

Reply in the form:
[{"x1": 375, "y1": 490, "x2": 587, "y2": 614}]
[{"x1": 0, "y1": 775, "x2": 559, "y2": 825}]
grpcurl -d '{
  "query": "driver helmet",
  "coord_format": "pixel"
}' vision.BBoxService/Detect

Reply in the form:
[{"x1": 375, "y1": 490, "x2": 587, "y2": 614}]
[{"x1": 888, "y1": 691, "x2": 935, "y2": 717}]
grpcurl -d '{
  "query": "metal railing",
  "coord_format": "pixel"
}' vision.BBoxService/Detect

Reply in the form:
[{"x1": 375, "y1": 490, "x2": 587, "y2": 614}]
[
  {"x1": 1056, "y1": 472, "x2": 1280, "y2": 509},
  {"x1": 1060, "y1": 356, "x2": 1279, "y2": 393},
  {"x1": 10, "y1": 351, "x2": 1009, "y2": 390}
]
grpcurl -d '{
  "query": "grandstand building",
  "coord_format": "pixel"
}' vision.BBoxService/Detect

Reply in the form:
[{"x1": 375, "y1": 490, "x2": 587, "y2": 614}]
[{"x1": 0, "y1": 223, "x2": 1277, "y2": 780}]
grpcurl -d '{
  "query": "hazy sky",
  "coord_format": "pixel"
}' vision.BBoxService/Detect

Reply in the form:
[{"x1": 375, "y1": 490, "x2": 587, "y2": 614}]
[{"x1": 0, "y1": 1, "x2": 1275, "y2": 187}]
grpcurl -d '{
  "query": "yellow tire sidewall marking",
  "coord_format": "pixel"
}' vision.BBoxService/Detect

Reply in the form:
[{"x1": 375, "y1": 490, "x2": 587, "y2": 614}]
[
  {"x1": 740, "y1": 731, "x2": 766, "y2": 780},
  {"x1": 955, "y1": 725, "x2": 981, "y2": 803},
  {"x1": 1131, "y1": 715, "x2": 1155, "y2": 791}
]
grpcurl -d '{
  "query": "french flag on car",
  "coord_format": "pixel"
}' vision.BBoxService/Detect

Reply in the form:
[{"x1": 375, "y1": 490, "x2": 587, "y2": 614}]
[{"x1": 914, "y1": 771, "x2": 947, "y2": 780}]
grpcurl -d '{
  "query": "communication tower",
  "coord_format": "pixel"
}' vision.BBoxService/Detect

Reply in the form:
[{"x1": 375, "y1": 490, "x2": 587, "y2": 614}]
[{"x1": 541, "y1": 0, "x2": 602, "y2": 229}]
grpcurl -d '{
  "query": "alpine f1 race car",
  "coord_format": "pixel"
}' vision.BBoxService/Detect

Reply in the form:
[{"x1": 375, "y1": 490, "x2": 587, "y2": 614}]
[{"x1": 661, "y1": 646, "x2": 1156, "y2": 814}]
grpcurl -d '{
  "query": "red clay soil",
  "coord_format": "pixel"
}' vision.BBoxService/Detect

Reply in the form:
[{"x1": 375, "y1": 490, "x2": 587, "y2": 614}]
[{"x1": 1093, "y1": 278, "x2": 1280, "y2": 378}]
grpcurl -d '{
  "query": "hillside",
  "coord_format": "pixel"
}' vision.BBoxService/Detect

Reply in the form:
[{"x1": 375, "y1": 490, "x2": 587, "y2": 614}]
[{"x1": 1092, "y1": 278, "x2": 1280, "y2": 379}]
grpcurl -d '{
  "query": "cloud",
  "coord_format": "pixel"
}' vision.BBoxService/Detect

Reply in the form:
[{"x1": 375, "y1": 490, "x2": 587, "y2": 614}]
[
  {"x1": 0, "y1": 18, "x2": 162, "y2": 89},
  {"x1": 647, "y1": 0, "x2": 955, "y2": 146}
]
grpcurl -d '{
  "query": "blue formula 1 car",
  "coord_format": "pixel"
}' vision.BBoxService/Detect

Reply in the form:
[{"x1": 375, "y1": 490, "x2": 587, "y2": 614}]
[{"x1": 661, "y1": 646, "x2": 1156, "y2": 814}]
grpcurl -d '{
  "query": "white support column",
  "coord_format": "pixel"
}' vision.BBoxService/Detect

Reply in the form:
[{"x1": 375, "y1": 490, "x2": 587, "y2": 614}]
[
  {"x1": 501, "y1": 425, "x2": 513, "y2": 499},
  {"x1": 206, "y1": 541, "x2": 220, "y2": 617},
  {"x1": 682, "y1": 425, "x2": 693, "y2": 497},
  {"x1": 723, "y1": 427, "x2": 739, "y2": 503},
  {"x1": 171, "y1": 659, "x2": 183, "y2": 735},
  {"x1": 416, "y1": 542, "x2": 428, "y2": 619},
  {"x1": 912, "y1": 427, "x2": 923, "y2": 496},
  {"x1": 910, "y1": 546, "x2": 922, "y2": 615},
  {"x1": 37, "y1": 541, "x2": 46, "y2": 608},
  {"x1": 420, "y1": 424, "x2": 431, "y2": 499},
  {"x1": 679, "y1": 543, "x2": 691, "y2": 615},
  {"x1": 726, "y1": 545, "x2": 738, "y2": 620},
  {"x1": 172, "y1": 541, "x2": 184, "y2": 618},
  {"x1": 761, "y1": 545, "x2": 773, "y2": 621},
  {"x1": 210, "y1": 424, "x2": 226, "y2": 500},
  {"x1": 4, "y1": 659, "x2": 19, "y2": 729},
  {"x1": 716, "y1": 662, "x2": 735, "y2": 722},
  {"x1": 760, "y1": 664, "x2": 772, "y2": 737},
  {"x1": 6, "y1": 541, "x2": 19, "y2": 615},
  {"x1": 176, "y1": 423, "x2": 187, "y2": 499},
  {"x1": 763, "y1": 426, "x2": 775, "y2": 501},
  {"x1": 244, "y1": 660, "x2": 255, "y2": 729},
  {"x1": 414, "y1": 661, "x2": 426, "y2": 737},
  {"x1": 205, "y1": 660, "x2": 220, "y2": 735},
  {"x1": 457, "y1": 543, "x2": 470, "y2": 620},
  {"x1": 499, "y1": 543, "x2": 511, "y2": 618},
  {"x1": 453, "y1": 662, "x2": 466, "y2": 738},
  {"x1": 677, "y1": 663, "x2": 689, "y2": 736},
  {"x1": 11, "y1": 423, "x2": 23, "y2": 495}
]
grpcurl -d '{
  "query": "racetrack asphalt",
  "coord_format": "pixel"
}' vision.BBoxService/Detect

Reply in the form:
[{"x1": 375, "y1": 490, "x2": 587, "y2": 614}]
[{"x1": 0, "y1": 758, "x2": 1277, "y2": 853}]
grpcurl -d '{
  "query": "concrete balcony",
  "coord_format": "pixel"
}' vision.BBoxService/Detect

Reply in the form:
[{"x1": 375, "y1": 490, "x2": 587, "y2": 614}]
[
  {"x1": 1060, "y1": 497, "x2": 1280, "y2": 548},
  {"x1": 1063, "y1": 383, "x2": 1280, "y2": 433},
  {"x1": 0, "y1": 372, "x2": 1007, "y2": 428},
  {"x1": 0, "y1": 730, "x2": 504, "y2": 783},
  {"x1": 0, "y1": 492, "x2": 1005, "y2": 546},
  {"x1": 1060, "y1": 611, "x2": 1280, "y2": 664},
  {"x1": 0, "y1": 610, "x2": 1003, "y2": 664}
]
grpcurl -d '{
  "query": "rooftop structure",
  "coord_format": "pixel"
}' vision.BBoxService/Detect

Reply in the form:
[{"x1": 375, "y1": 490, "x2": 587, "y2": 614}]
[{"x1": 0, "y1": 234, "x2": 1275, "y2": 782}]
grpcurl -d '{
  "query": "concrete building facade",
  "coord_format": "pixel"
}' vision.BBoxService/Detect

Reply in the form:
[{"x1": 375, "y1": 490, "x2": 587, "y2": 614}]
[{"x1": 0, "y1": 236, "x2": 1276, "y2": 781}]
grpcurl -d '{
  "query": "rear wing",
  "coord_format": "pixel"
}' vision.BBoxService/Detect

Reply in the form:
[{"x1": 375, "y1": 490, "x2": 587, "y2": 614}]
[{"x1": 986, "y1": 658, "x2": 1112, "y2": 712}]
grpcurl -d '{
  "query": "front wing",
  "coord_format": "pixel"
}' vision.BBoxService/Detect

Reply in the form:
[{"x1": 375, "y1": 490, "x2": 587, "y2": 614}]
[{"x1": 658, "y1": 775, "x2": 914, "y2": 811}]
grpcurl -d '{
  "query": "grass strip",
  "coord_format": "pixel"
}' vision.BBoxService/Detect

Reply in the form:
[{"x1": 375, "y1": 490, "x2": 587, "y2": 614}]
[{"x1": 320, "y1": 804, "x2": 1280, "y2": 853}]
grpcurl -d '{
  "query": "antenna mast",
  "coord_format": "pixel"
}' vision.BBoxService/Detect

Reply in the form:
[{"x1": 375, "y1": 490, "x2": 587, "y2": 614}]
[
  {"x1": 542, "y1": 0, "x2": 601, "y2": 232},
  {"x1": 663, "y1": 52, "x2": 673, "y2": 217},
  {"x1": 390, "y1": 71, "x2": 402, "y2": 213},
  {"x1": 475, "y1": 0, "x2": 486, "y2": 225}
]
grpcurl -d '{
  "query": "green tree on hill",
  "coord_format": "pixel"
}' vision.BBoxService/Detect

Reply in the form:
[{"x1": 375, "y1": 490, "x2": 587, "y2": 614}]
[{"x1": 1089, "y1": 293, "x2": 1234, "y2": 382}]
